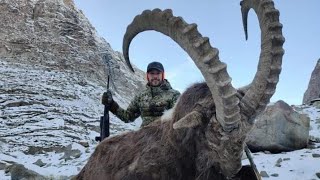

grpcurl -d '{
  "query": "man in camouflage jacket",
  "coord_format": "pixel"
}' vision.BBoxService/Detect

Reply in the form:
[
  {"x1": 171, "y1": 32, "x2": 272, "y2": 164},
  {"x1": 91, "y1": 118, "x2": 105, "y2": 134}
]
[{"x1": 102, "y1": 61, "x2": 180, "y2": 127}]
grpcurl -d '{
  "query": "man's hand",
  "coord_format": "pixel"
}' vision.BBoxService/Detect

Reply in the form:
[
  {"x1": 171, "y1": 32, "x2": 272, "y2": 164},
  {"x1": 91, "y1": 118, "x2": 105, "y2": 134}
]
[{"x1": 102, "y1": 90, "x2": 113, "y2": 106}]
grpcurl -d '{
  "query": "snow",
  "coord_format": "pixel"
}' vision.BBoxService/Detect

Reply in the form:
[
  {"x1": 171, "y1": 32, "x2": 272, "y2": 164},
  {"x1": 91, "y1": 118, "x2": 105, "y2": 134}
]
[
  {"x1": 241, "y1": 106, "x2": 320, "y2": 179},
  {"x1": 0, "y1": 61, "x2": 319, "y2": 179},
  {"x1": 242, "y1": 147, "x2": 320, "y2": 179},
  {"x1": 0, "y1": 61, "x2": 140, "y2": 178}
]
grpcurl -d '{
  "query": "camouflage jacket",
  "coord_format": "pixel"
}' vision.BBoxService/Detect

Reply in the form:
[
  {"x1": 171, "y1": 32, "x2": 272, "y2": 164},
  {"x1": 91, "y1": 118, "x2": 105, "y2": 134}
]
[{"x1": 110, "y1": 80, "x2": 180, "y2": 127}]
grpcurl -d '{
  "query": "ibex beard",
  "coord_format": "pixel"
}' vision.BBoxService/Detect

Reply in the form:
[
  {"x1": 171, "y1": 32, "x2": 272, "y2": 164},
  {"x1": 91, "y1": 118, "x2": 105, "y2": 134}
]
[{"x1": 75, "y1": 0, "x2": 285, "y2": 179}]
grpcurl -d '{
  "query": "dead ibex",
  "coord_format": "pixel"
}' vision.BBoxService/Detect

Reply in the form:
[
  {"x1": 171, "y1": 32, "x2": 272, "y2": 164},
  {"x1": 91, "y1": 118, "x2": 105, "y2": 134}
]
[{"x1": 75, "y1": 0, "x2": 284, "y2": 179}]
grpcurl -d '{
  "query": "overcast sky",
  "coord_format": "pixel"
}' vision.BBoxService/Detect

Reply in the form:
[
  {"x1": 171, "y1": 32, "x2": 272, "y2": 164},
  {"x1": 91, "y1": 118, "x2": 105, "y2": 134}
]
[{"x1": 74, "y1": 0, "x2": 320, "y2": 105}]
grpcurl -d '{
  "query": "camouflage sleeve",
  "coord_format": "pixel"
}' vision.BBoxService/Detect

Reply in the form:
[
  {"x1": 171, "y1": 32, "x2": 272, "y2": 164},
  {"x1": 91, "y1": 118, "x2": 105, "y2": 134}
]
[
  {"x1": 110, "y1": 95, "x2": 141, "y2": 123},
  {"x1": 168, "y1": 90, "x2": 181, "y2": 109}
]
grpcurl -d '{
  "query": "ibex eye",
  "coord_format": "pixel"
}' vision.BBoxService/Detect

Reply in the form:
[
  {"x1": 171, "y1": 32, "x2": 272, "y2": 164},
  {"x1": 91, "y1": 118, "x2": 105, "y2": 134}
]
[{"x1": 78, "y1": 1, "x2": 285, "y2": 179}]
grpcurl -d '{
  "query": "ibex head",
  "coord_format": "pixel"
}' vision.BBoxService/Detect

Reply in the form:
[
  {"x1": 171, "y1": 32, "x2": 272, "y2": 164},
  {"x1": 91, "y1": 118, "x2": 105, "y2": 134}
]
[
  {"x1": 122, "y1": 0, "x2": 284, "y2": 177},
  {"x1": 75, "y1": 0, "x2": 285, "y2": 179},
  {"x1": 123, "y1": 0, "x2": 284, "y2": 128}
]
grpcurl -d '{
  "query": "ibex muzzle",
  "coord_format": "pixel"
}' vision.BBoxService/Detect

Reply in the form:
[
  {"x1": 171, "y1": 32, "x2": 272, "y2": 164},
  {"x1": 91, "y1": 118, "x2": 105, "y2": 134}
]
[{"x1": 75, "y1": 0, "x2": 284, "y2": 179}]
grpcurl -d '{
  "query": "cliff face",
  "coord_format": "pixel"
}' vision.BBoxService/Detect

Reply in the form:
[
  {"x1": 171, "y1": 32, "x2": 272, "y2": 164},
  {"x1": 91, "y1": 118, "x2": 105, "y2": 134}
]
[
  {"x1": 0, "y1": 0, "x2": 145, "y2": 96},
  {"x1": 303, "y1": 59, "x2": 320, "y2": 104},
  {"x1": 0, "y1": 0, "x2": 145, "y2": 178},
  {"x1": 1, "y1": 0, "x2": 104, "y2": 71}
]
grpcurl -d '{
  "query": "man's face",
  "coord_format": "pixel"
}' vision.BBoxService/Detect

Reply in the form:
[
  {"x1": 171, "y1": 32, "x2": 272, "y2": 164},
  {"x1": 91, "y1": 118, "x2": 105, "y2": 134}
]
[{"x1": 147, "y1": 69, "x2": 163, "y2": 87}]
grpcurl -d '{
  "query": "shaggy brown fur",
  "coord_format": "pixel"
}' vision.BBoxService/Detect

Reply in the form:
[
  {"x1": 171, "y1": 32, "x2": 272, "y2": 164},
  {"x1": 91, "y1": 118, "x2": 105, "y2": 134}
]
[
  {"x1": 74, "y1": 83, "x2": 256, "y2": 180},
  {"x1": 173, "y1": 82, "x2": 215, "y2": 122},
  {"x1": 75, "y1": 0, "x2": 284, "y2": 178}
]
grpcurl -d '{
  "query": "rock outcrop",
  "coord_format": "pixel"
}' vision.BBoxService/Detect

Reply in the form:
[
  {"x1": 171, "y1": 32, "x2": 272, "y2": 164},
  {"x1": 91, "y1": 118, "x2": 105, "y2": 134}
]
[
  {"x1": 0, "y1": 0, "x2": 145, "y2": 97},
  {"x1": 7, "y1": 164, "x2": 47, "y2": 180},
  {"x1": 303, "y1": 59, "x2": 320, "y2": 104},
  {"x1": 246, "y1": 100, "x2": 310, "y2": 153},
  {"x1": 0, "y1": 0, "x2": 146, "y2": 178}
]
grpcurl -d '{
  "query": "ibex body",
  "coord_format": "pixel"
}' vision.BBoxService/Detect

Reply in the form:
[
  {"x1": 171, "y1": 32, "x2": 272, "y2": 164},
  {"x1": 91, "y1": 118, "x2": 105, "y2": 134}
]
[{"x1": 75, "y1": 0, "x2": 285, "y2": 179}]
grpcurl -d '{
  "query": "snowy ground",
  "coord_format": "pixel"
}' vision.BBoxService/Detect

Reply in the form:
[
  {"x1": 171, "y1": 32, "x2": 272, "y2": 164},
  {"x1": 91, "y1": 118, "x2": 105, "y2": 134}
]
[
  {"x1": 0, "y1": 62, "x2": 319, "y2": 179},
  {"x1": 242, "y1": 106, "x2": 320, "y2": 180},
  {"x1": 0, "y1": 61, "x2": 141, "y2": 179}
]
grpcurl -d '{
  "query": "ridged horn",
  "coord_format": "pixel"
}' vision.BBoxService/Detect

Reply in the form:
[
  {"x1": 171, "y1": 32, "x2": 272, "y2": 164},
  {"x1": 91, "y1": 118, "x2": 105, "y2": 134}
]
[
  {"x1": 240, "y1": 0, "x2": 285, "y2": 122},
  {"x1": 123, "y1": 9, "x2": 240, "y2": 132}
]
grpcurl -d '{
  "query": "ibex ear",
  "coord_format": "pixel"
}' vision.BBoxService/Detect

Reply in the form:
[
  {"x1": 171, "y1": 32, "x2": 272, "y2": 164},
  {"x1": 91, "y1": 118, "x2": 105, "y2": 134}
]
[{"x1": 173, "y1": 111, "x2": 204, "y2": 129}]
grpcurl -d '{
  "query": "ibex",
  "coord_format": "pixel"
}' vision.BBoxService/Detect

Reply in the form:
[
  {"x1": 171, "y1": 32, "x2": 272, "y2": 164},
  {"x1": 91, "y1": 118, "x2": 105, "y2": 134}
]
[{"x1": 75, "y1": 0, "x2": 284, "y2": 179}]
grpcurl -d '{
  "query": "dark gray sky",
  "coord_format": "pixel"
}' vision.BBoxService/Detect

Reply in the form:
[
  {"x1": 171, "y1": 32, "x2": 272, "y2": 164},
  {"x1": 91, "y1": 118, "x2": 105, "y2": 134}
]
[{"x1": 75, "y1": 0, "x2": 320, "y2": 105}]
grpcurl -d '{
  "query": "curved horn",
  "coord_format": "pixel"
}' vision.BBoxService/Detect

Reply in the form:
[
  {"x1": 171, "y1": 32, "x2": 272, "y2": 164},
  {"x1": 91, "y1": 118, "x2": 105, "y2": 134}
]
[
  {"x1": 123, "y1": 9, "x2": 240, "y2": 131},
  {"x1": 240, "y1": 0, "x2": 285, "y2": 121}
]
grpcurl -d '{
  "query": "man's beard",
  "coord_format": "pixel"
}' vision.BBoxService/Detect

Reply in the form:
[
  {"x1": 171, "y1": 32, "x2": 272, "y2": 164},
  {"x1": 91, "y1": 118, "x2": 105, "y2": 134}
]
[{"x1": 150, "y1": 79, "x2": 161, "y2": 86}]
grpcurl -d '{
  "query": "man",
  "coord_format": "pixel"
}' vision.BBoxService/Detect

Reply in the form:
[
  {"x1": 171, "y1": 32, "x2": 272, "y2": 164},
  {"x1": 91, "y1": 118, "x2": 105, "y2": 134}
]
[{"x1": 102, "y1": 61, "x2": 180, "y2": 127}]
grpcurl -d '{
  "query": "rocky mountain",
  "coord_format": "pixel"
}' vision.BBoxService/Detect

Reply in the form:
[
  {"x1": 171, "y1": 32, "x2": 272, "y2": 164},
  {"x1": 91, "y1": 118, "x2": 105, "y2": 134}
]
[
  {"x1": 0, "y1": 0, "x2": 145, "y2": 95},
  {"x1": 0, "y1": 60, "x2": 144, "y2": 179},
  {"x1": 0, "y1": 0, "x2": 146, "y2": 178},
  {"x1": 303, "y1": 58, "x2": 320, "y2": 104},
  {"x1": 1, "y1": 0, "x2": 319, "y2": 179}
]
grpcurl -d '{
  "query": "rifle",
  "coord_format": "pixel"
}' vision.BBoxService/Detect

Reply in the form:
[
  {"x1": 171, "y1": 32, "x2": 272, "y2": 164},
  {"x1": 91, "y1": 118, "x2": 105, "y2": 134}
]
[{"x1": 95, "y1": 74, "x2": 110, "y2": 142}]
